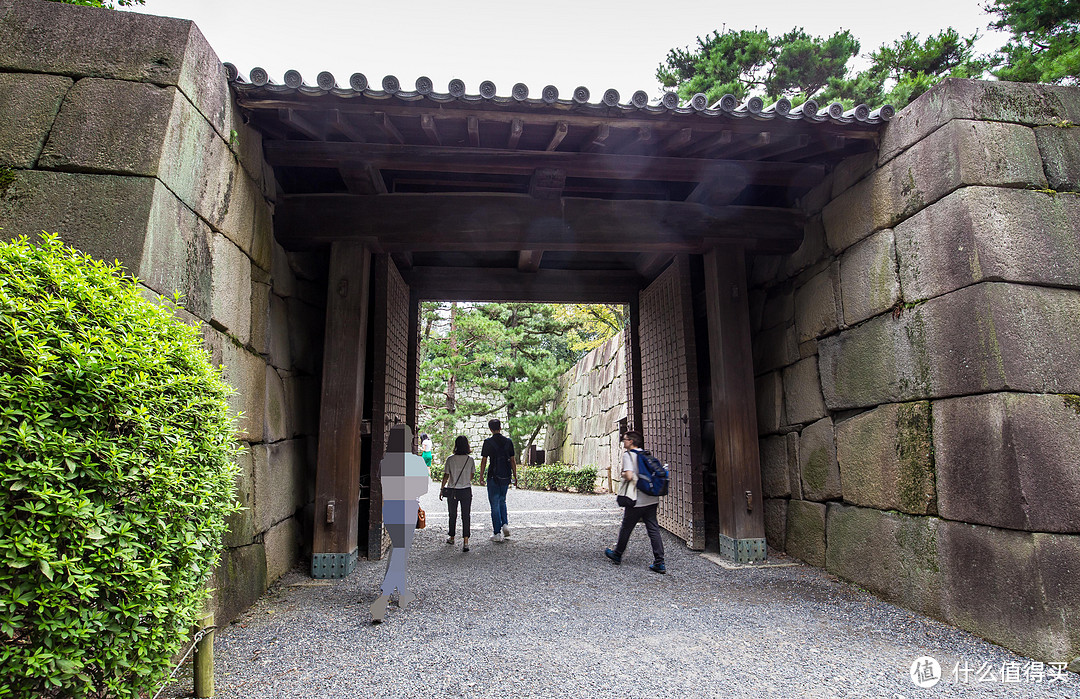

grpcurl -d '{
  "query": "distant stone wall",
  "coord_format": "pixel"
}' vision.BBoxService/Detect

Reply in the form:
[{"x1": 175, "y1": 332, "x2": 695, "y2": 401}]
[
  {"x1": 749, "y1": 78, "x2": 1080, "y2": 665},
  {"x1": 545, "y1": 332, "x2": 627, "y2": 491},
  {"x1": 0, "y1": 0, "x2": 325, "y2": 624}
]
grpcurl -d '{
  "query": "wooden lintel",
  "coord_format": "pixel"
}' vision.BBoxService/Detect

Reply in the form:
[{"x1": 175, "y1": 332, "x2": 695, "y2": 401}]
[
  {"x1": 421, "y1": 114, "x2": 441, "y2": 146},
  {"x1": 328, "y1": 110, "x2": 366, "y2": 142},
  {"x1": 517, "y1": 249, "x2": 544, "y2": 272},
  {"x1": 467, "y1": 116, "x2": 480, "y2": 147},
  {"x1": 406, "y1": 267, "x2": 641, "y2": 303},
  {"x1": 546, "y1": 121, "x2": 569, "y2": 151},
  {"x1": 375, "y1": 112, "x2": 404, "y2": 144},
  {"x1": 507, "y1": 118, "x2": 523, "y2": 150},
  {"x1": 529, "y1": 167, "x2": 565, "y2": 199},
  {"x1": 659, "y1": 128, "x2": 692, "y2": 153},
  {"x1": 279, "y1": 108, "x2": 325, "y2": 141},
  {"x1": 263, "y1": 140, "x2": 825, "y2": 188},
  {"x1": 582, "y1": 124, "x2": 611, "y2": 153},
  {"x1": 274, "y1": 194, "x2": 805, "y2": 253}
]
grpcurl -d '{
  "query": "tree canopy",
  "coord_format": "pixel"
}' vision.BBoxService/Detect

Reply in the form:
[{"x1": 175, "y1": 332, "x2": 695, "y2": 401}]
[{"x1": 988, "y1": 0, "x2": 1080, "y2": 84}]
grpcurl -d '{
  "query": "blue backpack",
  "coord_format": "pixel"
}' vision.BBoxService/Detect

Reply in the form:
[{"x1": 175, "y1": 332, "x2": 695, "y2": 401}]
[{"x1": 634, "y1": 450, "x2": 669, "y2": 497}]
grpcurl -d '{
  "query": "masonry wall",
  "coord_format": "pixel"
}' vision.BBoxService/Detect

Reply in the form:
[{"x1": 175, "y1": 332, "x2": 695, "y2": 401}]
[
  {"x1": 0, "y1": 0, "x2": 326, "y2": 624},
  {"x1": 749, "y1": 78, "x2": 1080, "y2": 666},
  {"x1": 545, "y1": 332, "x2": 627, "y2": 491}
]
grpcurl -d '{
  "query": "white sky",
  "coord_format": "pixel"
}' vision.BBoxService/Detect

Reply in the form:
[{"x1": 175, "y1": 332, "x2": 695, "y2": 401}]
[{"x1": 129, "y1": 0, "x2": 1009, "y2": 102}]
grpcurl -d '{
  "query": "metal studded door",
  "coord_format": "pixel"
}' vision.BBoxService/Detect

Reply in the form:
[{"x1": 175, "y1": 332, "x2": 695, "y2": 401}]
[
  {"x1": 367, "y1": 254, "x2": 411, "y2": 559},
  {"x1": 636, "y1": 255, "x2": 704, "y2": 549}
]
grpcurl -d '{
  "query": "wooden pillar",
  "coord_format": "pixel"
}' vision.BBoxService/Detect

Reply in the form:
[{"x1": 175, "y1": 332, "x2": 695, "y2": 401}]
[
  {"x1": 702, "y1": 246, "x2": 766, "y2": 563},
  {"x1": 627, "y1": 296, "x2": 643, "y2": 432},
  {"x1": 406, "y1": 289, "x2": 420, "y2": 441},
  {"x1": 311, "y1": 242, "x2": 371, "y2": 578}
]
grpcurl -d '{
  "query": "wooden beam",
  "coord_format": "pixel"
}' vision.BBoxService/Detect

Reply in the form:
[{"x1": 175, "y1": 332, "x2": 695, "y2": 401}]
[
  {"x1": 375, "y1": 112, "x2": 404, "y2": 144},
  {"x1": 659, "y1": 128, "x2": 692, "y2": 154},
  {"x1": 716, "y1": 132, "x2": 771, "y2": 160},
  {"x1": 507, "y1": 118, "x2": 523, "y2": 150},
  {"x1": 528, "y1": 168, "x2": 565, "y2": 199},
  {"x1": 702, "y1": 245, "x2": 765, "y2": 546},
  {"x1": 546, "y1": 121, "x2": 569, "y2": 151},
  {"x1": 274, "y1": 194, "x2": 805, "y2": 253},
  {"x1": 279, "y1": 108, "x2": 325, "y2": 140},
  {"x1": 741, "y1": 133, "x2": 812, "y2": 161},
  {"x1": 328, "y1": 110, "x2": 366, "y2": 142},
  {"x1": 686, "y1": 172, "x2": 749, "y2": 207},
  {"x1": 679, "y1": 129, "x2": 732, "y2": 158},
  {"x1": 263, "y1": 140, "x2": 825, "y2": 187},
  {"x1": 634, "y1": 252, "x2": 673, "y2": 280},
  {"x1": 517, "y1": 249, "x2": 544, "y2": 272},
  {"x1": 339, "y1": 161, "x2": 387, "y2": 195},
  {"x1": 467, "y1": 116, "x2": 480, "y2": 147},
  {"x1": 582, "y1": 124, "x2": 610, "y2": 153},
  {"x1": 420, "y1": 114, "x2": 441, "y2": 146},
  {"x1": 406, "y1": 267, "x2": 641, "y2": 302}
]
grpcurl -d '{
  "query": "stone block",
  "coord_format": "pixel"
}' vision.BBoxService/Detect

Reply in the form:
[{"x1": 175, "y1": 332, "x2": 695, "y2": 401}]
[
  {"x1": 782, "y1": 356, "x2": 827, "y2": 426},
  {"x1": 754, "y1": 371, "x2": 784, "y2": 435},
  {"x1": 750, "y1": 254, "x2": 782, "y2": 287},
  {"x1": 250, "y1": 281, "x2": 270, "y2": 356},
  {"x1": 798, "y1": 173, "x2": 833, "y2": 216},
  {"x1": 264, "y1": 365, "x2": 290, "y2": 443},
  {"x1": 760, "y1": 286, "x2": 794, "y2": 331},
  {"x1": 288, "y1": 297, "x2": 323, "y2": 375},
  {"x1": 784, "y1": 216, "x2": 827, "y2": 278},
  {"x1": 759, "y1": 435, "x2": 792, "y2": 498},
  {"x1": 831, "y1": 151, "x2": 877, "y2": 199},
  {"x1": 819, "y1": 282, "x2": 1080, "y2": 410},
  {"x1": 825, "y1": 120, "x2": 1047, "y2": 253},
  {"x1": 211, "y1": 542, "x2": 266, "y2": 627},
  {"x1": 763, "y1": 498, "x2": 787, "y2": 551},
  {"x1": 222, "y1": 448, "x2": 256, "y2": 548},
  {"x1": 835, "y1": 401, "x2": 935, "y2": 515},
  {"x1": 284, "y1": 374, "x2": 320, "y2": 437},
  {"x1": 839, "y1": 228, "x2": 900, "y2": 325},
  {"x1": 204, "y1": 329, "x2": 265, "y2": 443},
  {"x1": 0, "y1": 72, "x2": 72, "y2": 168},
  {"x1": 264, "y1": 517, "x2": 301, "y2": 583},
  {"x1": 799, "y1": 418, "x2": 840, "y2": 502},
  {"x1": 825, "y1": 504, "x2": 943, "y2": 617},
  {"x1": 938, "y1": 520, "x2": 1060, "y2": 662},
  {"x1": 896, "y1": 187, "x2": 1080, "y2": 302},
  {"x1": 794, "y1": 262, "x2": 840, "y2": 342},
  {"x1": 253, "y1": 439, "x2": 306, "y2": 533},
  {"x1": 785, "y1": 499, "x2": 826, "y2": 566},
  {"x1": 211, "y1": 233, "x2": 252, "y2": 345},
  {"x1": 39, "y1": 78, "x2": 176, "y2": 176},
  {"x1": 748, "y1": 289, "x2": 766, "y2": 334},
  {"x1": 251, "y1": 196, "x2": 274, "y2": 272},
  {"x1": 267, "y1": 293, "x2": 293, "y2": 370},
  {"x1": 1033, "y1": 532, "x2": 1080, "y2": 662},
  {"x1": 1036, "y1": 125, "x2": 1080, "y2": 192},
  {"x1": 271, "y1": 240, "x2": 297, "y2": 298},
  {"x1": 752, "y1": 324, "x2": 798, "y2": 375},
  {"x1": 879, "y1": 79, "x2": 1080, "y2": 166},
  {"x1": 0, "y1": 0, "x2": 234, "y2": 140},
  {"x1": 934, "y1": 392, "x2": 1080, "y2": 533}
]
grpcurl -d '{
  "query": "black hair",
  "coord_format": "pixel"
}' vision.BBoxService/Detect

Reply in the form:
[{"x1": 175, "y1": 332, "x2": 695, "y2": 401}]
[
  {"x1": 453, "y1": 435, "x2": 471, "y2": 455},
  {"x1": 488, "y1": 419, "x2": 501, "y2": 432}
]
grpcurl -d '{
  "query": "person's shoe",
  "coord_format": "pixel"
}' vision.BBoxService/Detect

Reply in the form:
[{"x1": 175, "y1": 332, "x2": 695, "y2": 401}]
[
  {"x1": 502, "y1": 525, "x2": 511, "y2": 538},
  {"x1": 649, "y1": 562, "x2": 667, "y2": 574},
  {"x1": 463, "y1": 537, "x2": 470, "y2": 552},
  {"x1": 446, "y1": 536, "x2": 455, "y2": 545},
  {"x1": 604, "y1": 548, "x2": 622, "y2": 565},
  {"x1": 490, "y1": 533, "x2": 503, "y2": 542}
]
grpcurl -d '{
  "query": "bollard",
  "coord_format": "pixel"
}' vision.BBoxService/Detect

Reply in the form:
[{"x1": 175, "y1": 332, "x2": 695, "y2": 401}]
[{"x1": 193, "y1": 613, "x2": 214, "y2": 698}]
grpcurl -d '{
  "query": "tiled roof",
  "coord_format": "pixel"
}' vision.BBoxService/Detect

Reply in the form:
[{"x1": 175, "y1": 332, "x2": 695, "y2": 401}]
[{"x1": 225, "y1": 64, "x2": 895, "y2": 125}]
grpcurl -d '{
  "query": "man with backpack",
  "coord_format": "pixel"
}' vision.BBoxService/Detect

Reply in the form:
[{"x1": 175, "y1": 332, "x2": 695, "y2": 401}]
[
  {"x1": 478, "y1": 419, "x2": 518, "y2": 542},
  {"x1": 604, "y1": 430, "x2": 666, "y2": 574}
]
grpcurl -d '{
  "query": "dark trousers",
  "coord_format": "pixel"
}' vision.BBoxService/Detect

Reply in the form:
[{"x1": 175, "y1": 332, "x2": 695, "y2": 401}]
[
  {"x1": 614, "y1": 503, "x2": 664, "y2": 565},
  {"x1": 446, "y1": 487, "x2": 472, "y2": 538}
]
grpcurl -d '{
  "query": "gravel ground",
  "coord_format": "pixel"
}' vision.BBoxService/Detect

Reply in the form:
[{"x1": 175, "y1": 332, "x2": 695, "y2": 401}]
[{"x1": 163, "y1": 488, "x2": 1076, "y2": 699}]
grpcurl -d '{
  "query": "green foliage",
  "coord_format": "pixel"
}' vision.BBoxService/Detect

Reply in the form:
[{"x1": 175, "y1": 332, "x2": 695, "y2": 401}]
[
  {"x1": 0, "y1": 168, "x2": 15, "y2": 197},
  {"x1": 988, "y1": 0, "x2": 1080, "y2": 84},
  {"x1": 0, "y1": 234, "x2": 241, "y2": 698},
  {"x1": 553, "y1": 304, "x2": 627, "y2": 355},
  {"x1": 45, "y1": 0, "x2": 145, "y2": 7},
  {"x1": 521, "y1": 463, "x2": 598, "y2": 493}
]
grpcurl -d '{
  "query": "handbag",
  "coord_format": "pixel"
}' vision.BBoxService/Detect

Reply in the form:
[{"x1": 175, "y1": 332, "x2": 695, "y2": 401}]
[
  {"x1": 416, "y1": 505, "x2": 426, "y2": 529},
  {"x1": 616, "y1": 478, "x2": 637, "y2": 508}
]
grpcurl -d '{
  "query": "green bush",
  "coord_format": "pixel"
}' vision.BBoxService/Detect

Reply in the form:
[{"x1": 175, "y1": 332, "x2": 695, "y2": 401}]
[
  {"x1": 521, "y1": 463, "x2": 597, "y2": 493},
  {"x1": 0, "y1": 234, "x2": 241, "y2": 698}
]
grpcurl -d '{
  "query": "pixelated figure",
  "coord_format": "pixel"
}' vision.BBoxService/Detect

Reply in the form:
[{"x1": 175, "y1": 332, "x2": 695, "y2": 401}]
[{"x1": 371, "y1": 424, "x2": 430, "y2": 623}]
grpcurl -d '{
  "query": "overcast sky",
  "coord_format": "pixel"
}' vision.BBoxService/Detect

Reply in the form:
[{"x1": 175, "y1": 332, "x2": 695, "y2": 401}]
[{"x1": 130, "y1": 0, "x2": 1008, "y2": 103}]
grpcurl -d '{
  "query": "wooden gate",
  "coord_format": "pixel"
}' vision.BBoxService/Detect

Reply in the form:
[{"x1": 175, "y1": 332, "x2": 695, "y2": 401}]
[
  {"x1": 636, "y1": 256, "x2": 705, "y2": 549},
  {"x1": 365, "y1": 254, "x2": 412, "y2": 560}
]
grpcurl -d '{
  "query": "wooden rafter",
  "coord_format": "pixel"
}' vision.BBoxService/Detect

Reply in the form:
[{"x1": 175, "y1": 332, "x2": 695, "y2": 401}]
[
  {"x1": 546, "y1": 121, "x2": 569, "y2": 151},
  {"x1": 517, "y1": 250, "x2": 544, "y2": 272},
  {"x1": 420, "y1": 114, "x2": 441, "y2": 146},
  {"x1": 507, "y1": 118, "x2": 523, "y2": 150},
  {"x1": 375, "y1": 112, "x2": 404, "y2": 144},
  {"x1": 279, "y1": 108, "x2": 325, "y2": 140}
]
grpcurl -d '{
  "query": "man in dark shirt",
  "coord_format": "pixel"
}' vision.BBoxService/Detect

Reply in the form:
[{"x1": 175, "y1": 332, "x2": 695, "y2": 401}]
[{"x1": 478, "y1": 418, "x2": 518, "y2": 542}]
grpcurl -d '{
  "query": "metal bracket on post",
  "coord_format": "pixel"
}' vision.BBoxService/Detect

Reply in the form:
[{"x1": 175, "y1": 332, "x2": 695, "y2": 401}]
[
  {"x1": 718, "y1": 535, "x2": 767, "y2": 564},
  {"x1": 311, "y1": 549, "x2": 358, "y2": 579}
]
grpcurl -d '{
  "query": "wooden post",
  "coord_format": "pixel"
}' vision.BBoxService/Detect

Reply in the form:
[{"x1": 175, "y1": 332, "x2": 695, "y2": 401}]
[
  {"x1": 627, "y1": 297, "x2": 643, "y2": 432},
  {"x1": 311, "y1": 243, "x2": 372, "y2": 578},
  {"x1": 193, "y1": 613, "x2": 214, "y2": 698},
  {"x1": 702, "y1": 246, "x2": 766, "y2": 563}
]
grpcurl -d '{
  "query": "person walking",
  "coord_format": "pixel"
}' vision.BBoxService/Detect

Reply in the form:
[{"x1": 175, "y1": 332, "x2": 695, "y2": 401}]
[
  {"x1": 440, "y1": 435, "x2": 475, "y2": 552},
  {"x1": 478, "y1": 419, "x2": 518, "y2": 542},
  {"x1": 419, "y1": 433, "x2": 434, "y2": 471},
  {"x1": 604, "y1": 430, "x2": 666, "y2": 574}
]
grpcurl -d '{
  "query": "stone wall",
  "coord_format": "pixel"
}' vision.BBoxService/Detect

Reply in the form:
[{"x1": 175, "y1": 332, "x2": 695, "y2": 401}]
[
  {"x1": 0, "y1": 0, "x2": 326, "y2": 624},
  {"x1": 545, "y1": 332, "x2": 627, "y2": 491},
  {"x1": 750, "y1": 78, "x2": 1080, "y2": 666}
]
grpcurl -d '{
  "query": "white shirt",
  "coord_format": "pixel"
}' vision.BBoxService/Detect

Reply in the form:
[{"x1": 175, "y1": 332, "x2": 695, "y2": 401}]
[
  {"x1": 623, "y1": 450, "x2": 659, "y2": 508},
  {"x1": 443, "y1": 455, "x2": 475, "y2": 489},
  {"x1": 421, "y1": 438, "x2": 433, "y2": 453}
]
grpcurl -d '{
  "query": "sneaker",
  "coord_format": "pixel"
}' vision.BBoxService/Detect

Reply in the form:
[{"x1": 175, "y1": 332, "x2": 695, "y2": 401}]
[
  {"x1": 446, "y1": 536, "x2": 454, "y2": 545},
  {"x1": 490, "y1": 533, "x2": 503, "y2": 542},
  {"x1": 502, "y1": 525, "x2": 511, "y2": 538},
  {"x1": 463, "y1": 544, "x2": 470, "y2": 553},
  {"x1": 604, "y1": 548, "x2": 622, "y2": 565},
  {"x1": 649, "y1": 562, "x2": 667, "y2": 574}
]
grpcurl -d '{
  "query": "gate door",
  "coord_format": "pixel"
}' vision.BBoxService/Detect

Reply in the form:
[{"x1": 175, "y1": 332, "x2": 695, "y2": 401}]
[
  {"x1": 637, "y1": 256, "x2": 705, "y2": 549},
  {"x1": 365, "y1": 254, "x2": 412, "y2": 560}
]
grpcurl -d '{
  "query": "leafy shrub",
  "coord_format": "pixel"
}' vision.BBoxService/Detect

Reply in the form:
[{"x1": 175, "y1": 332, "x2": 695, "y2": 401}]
[
  {"x1": 0, "y1": 235, "x2": 241, "y2": 698},
  {"x1": 521, "y1": 463, "x2": 598, "y2": 493}
]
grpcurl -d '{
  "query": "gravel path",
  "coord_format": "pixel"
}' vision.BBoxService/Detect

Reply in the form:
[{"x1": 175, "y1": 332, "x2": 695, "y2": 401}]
[{"x1": 165, "y1": 488, "x2": 1076, "y2": 698}]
